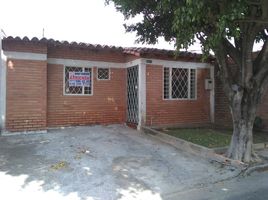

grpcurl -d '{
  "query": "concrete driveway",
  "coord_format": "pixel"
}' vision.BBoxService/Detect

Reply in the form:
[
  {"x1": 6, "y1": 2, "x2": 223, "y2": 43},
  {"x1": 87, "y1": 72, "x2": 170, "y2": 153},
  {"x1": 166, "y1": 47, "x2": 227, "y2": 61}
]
[{"x1": 0, "y1": 125, "x2": 238, "y2": 200}]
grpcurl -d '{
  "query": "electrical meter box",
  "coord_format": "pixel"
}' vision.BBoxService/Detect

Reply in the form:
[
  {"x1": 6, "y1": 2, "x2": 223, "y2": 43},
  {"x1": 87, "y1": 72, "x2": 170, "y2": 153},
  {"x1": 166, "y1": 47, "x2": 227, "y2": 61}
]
[{"x1": 205, "y1": 79, "x2": 213, "y2": 90}]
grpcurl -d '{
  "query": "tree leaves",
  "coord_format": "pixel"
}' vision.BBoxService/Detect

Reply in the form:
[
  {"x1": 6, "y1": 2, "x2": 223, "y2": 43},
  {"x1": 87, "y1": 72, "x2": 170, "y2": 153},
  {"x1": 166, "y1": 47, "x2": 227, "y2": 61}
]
[{"x1": 106, "y1": 0, "x2": 266, "y2": 54}]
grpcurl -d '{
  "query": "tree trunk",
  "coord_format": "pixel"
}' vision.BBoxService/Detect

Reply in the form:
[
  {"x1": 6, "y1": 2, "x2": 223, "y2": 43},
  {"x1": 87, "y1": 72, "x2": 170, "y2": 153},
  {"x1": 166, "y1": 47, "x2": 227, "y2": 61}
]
[
  {"x1": 227, "y1": 117, "x2": 254, "y2": 162},
  {"x1": 227, "y1": 91, "x2": 257, "y2": 163}
]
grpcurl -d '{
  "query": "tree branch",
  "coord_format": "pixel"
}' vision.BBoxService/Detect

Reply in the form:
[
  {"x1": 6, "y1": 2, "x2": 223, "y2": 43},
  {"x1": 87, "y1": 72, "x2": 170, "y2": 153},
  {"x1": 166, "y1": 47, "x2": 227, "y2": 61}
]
[
  {"x1": 196, "y1": 33, "x2": 206, "y2": 44},
  {"x1": 253, "y1": 39, "x2": 268, "y2": 86},
  {"x1": 254, "y1": 38, "x2": 268, "y2": 68},
  {"x1": 260, "y1": 72, "x2": 268, "y2": 94},
  {"x1": 214, "y1": 43, "x2": 235, "y2": 99},
  {"x1": 261, "y1": 0, "x2": 268, "y2": 20},
  {"x1": 255, "y1": 70, "x2": 268, "y2": 106},
  {"x1": 234, "y1": 37, "x2": 242, "y2": 51},
  {"x1": 222, "y1": 38, "x2": 242, "y2": 67},
  {"x1": 239, "y1": 22, "x2": 261, "y2": 88}
]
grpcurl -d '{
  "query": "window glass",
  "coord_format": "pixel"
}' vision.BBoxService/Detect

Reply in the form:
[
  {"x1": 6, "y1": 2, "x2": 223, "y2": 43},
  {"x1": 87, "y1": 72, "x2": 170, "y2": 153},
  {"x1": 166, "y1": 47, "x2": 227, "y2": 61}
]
[
  {"x1": 97, "y1": 68, "x2": 109, "y2": 80},
  {"x1": 64, "y1": 66, "x2": 92, "y2": 95},
  {"x1": 163, "y1": 67, "x2": 196, "y2": 99}
]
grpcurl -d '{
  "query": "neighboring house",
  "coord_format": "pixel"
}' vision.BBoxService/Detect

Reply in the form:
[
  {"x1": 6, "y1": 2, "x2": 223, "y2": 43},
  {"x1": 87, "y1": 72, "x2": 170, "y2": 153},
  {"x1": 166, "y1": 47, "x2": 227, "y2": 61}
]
[{"x1": 0, "y1": 36, "x2": 214, "y2": 133}]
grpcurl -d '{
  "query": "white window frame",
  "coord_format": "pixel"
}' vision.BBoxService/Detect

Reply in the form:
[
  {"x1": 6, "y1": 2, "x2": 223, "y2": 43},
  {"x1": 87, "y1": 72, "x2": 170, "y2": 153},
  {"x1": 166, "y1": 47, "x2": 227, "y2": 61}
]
[
  {"x1": 97, "y1": 67, "x2": 110, "y2": 80},
  {"x1": 63, "y1": 66, "x2": 93, "y2": 96},
  {"x1": 163, "y1": 66, "x2": 197, "y2": 100}
]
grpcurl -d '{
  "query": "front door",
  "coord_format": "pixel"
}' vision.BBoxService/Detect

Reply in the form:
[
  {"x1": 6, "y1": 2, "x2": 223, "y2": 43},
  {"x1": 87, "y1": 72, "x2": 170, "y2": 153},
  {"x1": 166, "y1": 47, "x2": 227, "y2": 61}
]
[{"x1": 126, "y1": 65, "x2": 139, "y2": 124}]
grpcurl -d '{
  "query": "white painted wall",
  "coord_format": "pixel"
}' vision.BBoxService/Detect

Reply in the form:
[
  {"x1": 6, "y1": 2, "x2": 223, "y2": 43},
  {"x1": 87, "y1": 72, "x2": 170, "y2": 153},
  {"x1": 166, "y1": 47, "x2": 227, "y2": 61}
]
[
  {"x1": 0, "y1": 36, "x2": 2, "y2": 130},
  {"x1": 4, "y1": 51, "x2": 47, "y2": 61},
  {"x1": 210, "y1": 65, "x2": 215, "y2": 123},
  {"x1": 0, "y1": 34, "x2": 6, "y2": 132},
  {"x1": 137, "y1": 60, "x2": 146, "y2": 129}
]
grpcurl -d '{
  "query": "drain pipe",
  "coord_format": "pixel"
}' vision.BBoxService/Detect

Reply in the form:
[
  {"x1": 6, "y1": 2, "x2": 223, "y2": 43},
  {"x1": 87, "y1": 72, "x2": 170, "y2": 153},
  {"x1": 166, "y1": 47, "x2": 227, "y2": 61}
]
[{"x1": 0, "y1": 30, "x2": 6, "y2": 133}]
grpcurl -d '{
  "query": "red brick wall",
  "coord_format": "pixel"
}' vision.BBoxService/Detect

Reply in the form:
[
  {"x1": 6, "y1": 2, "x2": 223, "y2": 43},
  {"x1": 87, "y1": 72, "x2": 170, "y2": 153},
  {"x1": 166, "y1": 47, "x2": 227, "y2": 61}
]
[
  {"x1": 145, "y1": 65, "x2": 211, "y2": 127},
  {"x1": 48, "y1": 46, "x2": 125, "y2": 63},
  {"x1": 47, "y1": 64, "x2": 126, "y2": 127},
  {"x1": 6, "y1": 59, "x2": 47, "y2": 132},
  {"x1": 214, "y1": 76, "x2": 233, "y2": 128},
  {"x1": 3, "y1": 38, "x2": 217, "y2": 131}
]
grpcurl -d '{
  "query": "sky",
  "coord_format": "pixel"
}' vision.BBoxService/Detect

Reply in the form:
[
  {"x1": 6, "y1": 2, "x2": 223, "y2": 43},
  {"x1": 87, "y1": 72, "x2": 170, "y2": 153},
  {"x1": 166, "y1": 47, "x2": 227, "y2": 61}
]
[
  {"x1": 0, "y1": 0, "x2": 188, "y2": 51},
  {"x1": 0, "y1": 0, "x2": 262, "y2": 52}
]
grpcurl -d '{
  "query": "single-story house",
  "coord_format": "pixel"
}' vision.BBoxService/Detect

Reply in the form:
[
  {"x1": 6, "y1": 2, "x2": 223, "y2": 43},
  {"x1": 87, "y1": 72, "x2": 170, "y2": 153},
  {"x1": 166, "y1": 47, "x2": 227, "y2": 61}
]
[
  {"x1": 0, "y1": 36, "x2": 267, "y2": 134},
  {"x1": 0, "y1": 36, "x2": 214, "y2": 133}
]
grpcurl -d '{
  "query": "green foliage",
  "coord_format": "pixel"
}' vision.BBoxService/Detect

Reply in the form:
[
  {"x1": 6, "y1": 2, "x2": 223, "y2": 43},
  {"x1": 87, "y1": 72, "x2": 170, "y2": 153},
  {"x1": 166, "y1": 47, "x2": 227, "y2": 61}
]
[
  {"x1": 163, "y1": 128, "x2": 268, "y2": 148},
  {"x1": 164, "y1": 128, "x2": 232, "y2": 148},
  {"x1": 106, "y1": 0, "x2": 257, "y2": 53}
]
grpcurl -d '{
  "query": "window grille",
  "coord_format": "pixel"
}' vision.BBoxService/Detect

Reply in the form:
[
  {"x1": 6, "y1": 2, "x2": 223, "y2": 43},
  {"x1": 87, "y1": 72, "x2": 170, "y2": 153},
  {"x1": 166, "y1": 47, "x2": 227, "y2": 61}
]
[
  {"x1": 190, "y1": 69, "x2": 196, "y2": 99},
  {"x1": 64, "y1": 66, "x2": 92, "y2": 95},
  {"x1": 127, "y1": 66, "x2": 139, "y2": 123},
  {"x1": 163, "y1": 67, "x2": 170, "y2": 99},
  {"x1": 163, "y1": 67, "x2": 196, "y2": 99},
  {"x1": 97, "y1": 68, "x2": 110, "y2": 80}
]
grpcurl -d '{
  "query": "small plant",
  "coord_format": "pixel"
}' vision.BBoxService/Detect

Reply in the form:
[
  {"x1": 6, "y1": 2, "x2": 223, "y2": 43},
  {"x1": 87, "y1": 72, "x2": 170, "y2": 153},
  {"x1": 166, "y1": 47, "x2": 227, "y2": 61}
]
[{"x1": 50, "y1": 161, "x2": 69, "y2": 170}]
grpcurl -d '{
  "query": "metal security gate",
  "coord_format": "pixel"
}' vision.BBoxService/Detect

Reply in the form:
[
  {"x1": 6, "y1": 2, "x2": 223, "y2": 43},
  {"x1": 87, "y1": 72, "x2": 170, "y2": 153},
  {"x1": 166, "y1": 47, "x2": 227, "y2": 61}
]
[{"x1": 127, "y1": 65, "x2": 139, "y2": 124}]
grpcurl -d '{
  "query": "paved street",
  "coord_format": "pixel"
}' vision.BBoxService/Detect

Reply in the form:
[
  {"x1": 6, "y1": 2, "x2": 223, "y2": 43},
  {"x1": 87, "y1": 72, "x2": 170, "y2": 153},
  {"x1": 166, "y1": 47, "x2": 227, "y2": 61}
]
[
  {"x1": 167, "y1": 171, "x2": 268, "y2": 200},
  {"x1": 0, "y1": 125, "x2": 239, "y2": 200}
]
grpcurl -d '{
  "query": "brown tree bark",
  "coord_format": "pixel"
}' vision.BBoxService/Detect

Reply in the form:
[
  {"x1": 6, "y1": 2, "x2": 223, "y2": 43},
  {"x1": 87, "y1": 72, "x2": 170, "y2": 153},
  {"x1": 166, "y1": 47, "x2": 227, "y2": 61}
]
[
  {"x1": 202, "y1": 3, "x2": 268, "y2": 163},
  {"x1": 226, "y1": 90, "x2": 257, "y2": 162},
  {"x1": 214, "y1": 31, "x2": 265, "y2": 162}
]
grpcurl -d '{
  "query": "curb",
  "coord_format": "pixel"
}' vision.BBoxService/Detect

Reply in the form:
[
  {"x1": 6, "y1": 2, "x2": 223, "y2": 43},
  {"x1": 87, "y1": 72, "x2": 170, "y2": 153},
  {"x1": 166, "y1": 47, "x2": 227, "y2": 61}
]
[
  {"x1": 243, "y1": 163, "x2": 268, "y2": 176},
  {"x1": 142, "y1": 126, "x2": 247, "y2": 169},
  {"x1": 1, "y1": 129, "x2": 47, "y2": 136}
]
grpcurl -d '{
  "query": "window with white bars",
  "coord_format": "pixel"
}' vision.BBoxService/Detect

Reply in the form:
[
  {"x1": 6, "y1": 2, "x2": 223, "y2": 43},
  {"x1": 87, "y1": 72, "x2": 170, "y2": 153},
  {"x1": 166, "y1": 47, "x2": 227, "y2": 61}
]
[
  {"x1": 64, "y1": 66, "x2": 92, "y2": 95},
  {"x1": 163, "y1": 67, "x2": 196, "y2": 100},
  {"x1": 97, "y1": 68, "x2": 110, "y2": 80}
]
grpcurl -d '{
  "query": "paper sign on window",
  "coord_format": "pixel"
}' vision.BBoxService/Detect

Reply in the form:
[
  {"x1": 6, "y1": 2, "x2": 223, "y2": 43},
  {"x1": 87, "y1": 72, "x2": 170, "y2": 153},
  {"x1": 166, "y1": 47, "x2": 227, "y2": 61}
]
[{"x1": 69, "y1": 72, "x2": 90, "y2": 87}]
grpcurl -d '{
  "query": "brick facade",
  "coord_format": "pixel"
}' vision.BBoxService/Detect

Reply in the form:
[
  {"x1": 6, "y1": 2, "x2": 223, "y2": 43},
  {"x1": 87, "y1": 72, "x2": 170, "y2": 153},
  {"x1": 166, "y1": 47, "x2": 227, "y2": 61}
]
[
  {"x1": 2, "y1": 37, "x2": 215, "y2": 132},
  {"x1": 47, "y1": 65, "x2": 126, "y2": 127},
  {"x1": 48, "y1": 46, "x2": 126, "y2": 63},
  {"x1": 6, "y1": 59, "x2": 47, "y2": 132},
  {"x1": 146, "y1": 65, "x2": 211, "y2": 127},
  {"x1": 214, "y1": 75, "x2": 233, "y2": 129}
]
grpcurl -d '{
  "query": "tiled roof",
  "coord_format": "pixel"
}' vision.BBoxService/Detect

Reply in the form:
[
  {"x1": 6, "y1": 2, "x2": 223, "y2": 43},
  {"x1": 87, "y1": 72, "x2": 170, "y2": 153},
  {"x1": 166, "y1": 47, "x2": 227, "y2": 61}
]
[
  {"x1": 123, "y1": 47, "x2": 202, "y2": 58},
  {"x1": 3, "y1": 36, "x2": 204, "y2": 59},
  {"x1": 4, "y1": 36, "x2": 124, "y2": 52}
]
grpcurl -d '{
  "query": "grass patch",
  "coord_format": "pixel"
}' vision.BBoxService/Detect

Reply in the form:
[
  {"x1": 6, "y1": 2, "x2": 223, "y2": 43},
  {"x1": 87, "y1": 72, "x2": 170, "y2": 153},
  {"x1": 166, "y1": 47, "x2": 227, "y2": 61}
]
[{"x1": 161, "y1": 128, "x2": 268, "y2": 148}]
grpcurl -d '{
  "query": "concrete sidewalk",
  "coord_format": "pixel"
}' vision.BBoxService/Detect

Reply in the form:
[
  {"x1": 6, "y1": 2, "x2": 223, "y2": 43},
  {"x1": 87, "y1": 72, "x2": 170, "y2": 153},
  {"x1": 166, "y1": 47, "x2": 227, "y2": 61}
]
[{"x1": 0, "y1": 125, "x2": 239, "y2": 200}]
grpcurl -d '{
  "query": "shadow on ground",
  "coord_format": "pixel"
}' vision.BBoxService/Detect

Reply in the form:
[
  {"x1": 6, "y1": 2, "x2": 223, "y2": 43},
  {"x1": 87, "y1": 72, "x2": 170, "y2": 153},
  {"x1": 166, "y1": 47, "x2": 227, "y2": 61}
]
[{"x1": 0, "y1": 125, "x2": 240, "y2": 200}]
